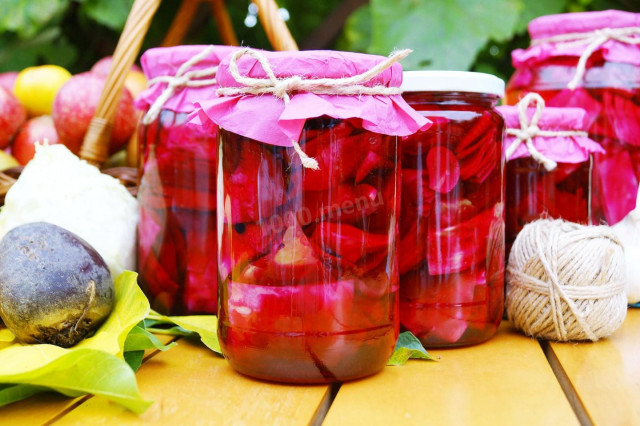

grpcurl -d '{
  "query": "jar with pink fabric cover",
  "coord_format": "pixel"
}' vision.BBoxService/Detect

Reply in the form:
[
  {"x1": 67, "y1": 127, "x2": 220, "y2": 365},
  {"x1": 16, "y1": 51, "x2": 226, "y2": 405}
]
[
  {"x1": 135, "y1": 45, "x2": 237, "y2": 315},
  {"x1": 506, "y1": 10, "x2": 640, "y2": 226},
  {"x1": 193, "y1": 48, "x2": 429, "y2": 383},
  {"x1": 498, "y1": 93, "x2": 604, "y2": 258}
]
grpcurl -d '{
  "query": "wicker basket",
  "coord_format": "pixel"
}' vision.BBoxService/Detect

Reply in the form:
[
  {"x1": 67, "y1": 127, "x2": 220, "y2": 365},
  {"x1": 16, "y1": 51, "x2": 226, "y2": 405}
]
[{"x1": 0, "y1": 0, "x2": 296, "y2": 202}]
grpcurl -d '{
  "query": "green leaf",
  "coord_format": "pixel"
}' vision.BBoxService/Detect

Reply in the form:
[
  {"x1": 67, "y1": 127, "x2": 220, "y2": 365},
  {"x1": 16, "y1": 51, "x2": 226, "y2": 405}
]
[
  {"x1": 367, "y1": 0, "x2": 523, "y2": 71},
  {"x1": 515, "y1": 0, "x2": 568, "y2": 33},
  {"x1": 0, "y1": 271, "x2": 152, "y2": 411},
  {"x1": 0, "y1": 349, "x2": 151, "y2": 413},
  {"x1": 0, "y1": 384, "x2": 48, "y2": 406},
  {"x1": 123, "y1": 350, "x2": 144, "y2": 372},
  {"x1": 80, "y1": 0, "x2": 133, "y2": 31},
  {"x1": 124, "y1": 326, "x2": 176, "y2": 353},
  {"x1": 387, "y1": 331, "x2": 437, "y2": 366},
  {"x1": 0, "y1": 0, "x2": 69, "y2": 38},
  {"x1": 146, "y1": 310, "x2": 221, "y2": 355}
]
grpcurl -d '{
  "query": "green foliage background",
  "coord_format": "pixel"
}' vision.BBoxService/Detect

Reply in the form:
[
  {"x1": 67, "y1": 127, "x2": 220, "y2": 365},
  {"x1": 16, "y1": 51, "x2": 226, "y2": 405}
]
[{"x1": 0, "y1": 0, "x2": 638, "y2": 83}]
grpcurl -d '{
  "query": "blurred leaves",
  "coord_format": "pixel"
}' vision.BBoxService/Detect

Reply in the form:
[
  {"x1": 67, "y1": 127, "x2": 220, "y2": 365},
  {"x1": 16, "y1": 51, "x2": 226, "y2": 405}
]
[
  {"x1": 0, "y1": 0, "x2": 637, "y2": 80},
  {"x1": 80, "y1": 0, "x2": 133, "y2": 31},
  {"x1": 0, "y1": 0, "x2": 68, "y2": 38},
  {"x1": 367, "y1": 0, "x2": 522, "y2": 71}
]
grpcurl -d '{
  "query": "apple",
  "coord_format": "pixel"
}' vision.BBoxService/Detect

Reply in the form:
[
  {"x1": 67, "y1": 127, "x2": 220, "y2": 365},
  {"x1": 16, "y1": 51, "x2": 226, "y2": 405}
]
[
  {"x1": 0, "y1": 86, "x2": 26, "y2": 149},
  {"x1": 0, "y1": 72, "x2": 18, "y2": 91},
  {"x1": 91, "y1": 56, "x2": 142, "y2": 77},
  {"x1": 0, "y1": 150, "x2": 19, "y2": 171},
  {"x1": 12, "y1": 115, "x2": 61, "y2": 165},
  {"x1": 52, "y1": 72, "x2": 137, "y2": 154}
]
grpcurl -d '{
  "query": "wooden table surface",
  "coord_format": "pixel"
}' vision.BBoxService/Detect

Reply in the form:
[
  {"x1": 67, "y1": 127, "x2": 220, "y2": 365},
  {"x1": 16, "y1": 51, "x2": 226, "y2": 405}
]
[{"x1": 2, "y1": 309, "x2": 639, "y2": 425}]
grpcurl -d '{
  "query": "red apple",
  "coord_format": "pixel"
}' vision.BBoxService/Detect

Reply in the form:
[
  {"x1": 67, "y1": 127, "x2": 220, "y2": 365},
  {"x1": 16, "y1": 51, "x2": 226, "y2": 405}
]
[
  {"x1": 91, "y1": 56, "x2": 142, "y2": 77},
  {"x1": 0, "y1": 72, "x2": 18, "y2": 91},
  {"x1": 0, "y1": 86, "x2": 26, "y2": 149},
  {"x1": 52, "y1": 72, "x2": 137, "y2": 154},
  {"x1": 12, "y1": 115, "x2": 61, "y2": 165}
]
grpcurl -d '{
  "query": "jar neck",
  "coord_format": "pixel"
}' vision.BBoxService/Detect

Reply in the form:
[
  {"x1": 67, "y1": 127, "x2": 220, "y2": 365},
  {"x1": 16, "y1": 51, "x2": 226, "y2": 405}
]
[{"x1": 402, "y1": 91, "x2": 500, "y2": 108}]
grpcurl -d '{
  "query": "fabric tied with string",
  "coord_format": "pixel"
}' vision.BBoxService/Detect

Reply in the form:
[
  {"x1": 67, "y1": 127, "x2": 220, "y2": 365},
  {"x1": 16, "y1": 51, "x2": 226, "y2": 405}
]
[
  {"x1": 511, "y1": 10, "x2": 640, "y2": 89},
  {"x1": 135, "y1": 44, "x2": 239, "y2": 118},
  {"x1": 192, "y1": 48, "x2": 430, "y2": 168},
  {"x1": 498, "y1": 93, "x2": 603, "y2": 170}
]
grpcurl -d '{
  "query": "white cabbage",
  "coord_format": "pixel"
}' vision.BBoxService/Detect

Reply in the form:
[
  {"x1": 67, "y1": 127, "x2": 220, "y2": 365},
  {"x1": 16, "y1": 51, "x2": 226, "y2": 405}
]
[{"x1": 0, "y1": 143, "x2": 138, "y2": 278}]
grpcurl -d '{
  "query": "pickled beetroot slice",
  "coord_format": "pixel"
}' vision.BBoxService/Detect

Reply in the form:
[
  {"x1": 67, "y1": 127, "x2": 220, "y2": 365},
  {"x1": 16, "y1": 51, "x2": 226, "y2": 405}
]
[
  {"x1": 601, "y1": 89, "x2": 640, "y2": 147},
  {"x1": 427, "y1": 206, "x2": 497, "y2": 275},
  {"x1": 426, "y1": 146, "x2": 460, "y2": 193},
  {"x1": 312, "y1": 222, "x2": 389, "y2": 265},
  {"x1": 594, "y1": 146, "x2": 638, "y2": 224},
  {"x1": 302, "y1": 183, "x2": 379, "y2": 224},
  {"x1": 226, "y1": 279, "x2": 355, "y2": 333}
]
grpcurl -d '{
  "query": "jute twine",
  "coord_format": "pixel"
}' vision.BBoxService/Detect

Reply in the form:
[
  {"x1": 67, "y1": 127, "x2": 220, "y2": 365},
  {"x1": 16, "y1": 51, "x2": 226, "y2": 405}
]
[
  {"x1": 141, "y1": 45, "x2": 219, "y2": 126},
  {"x1": 217, "y1": 47, "x2": 411, "y2": 169},
  {"x1": 505, "y1": 93, "x2": 588, "y2": 171},
  {"x1": 506, "y1": 219, "x2": 627, "y2": 342},
  {"x1": 531, "y1": 26, "x2": 640, "y2": 90}
]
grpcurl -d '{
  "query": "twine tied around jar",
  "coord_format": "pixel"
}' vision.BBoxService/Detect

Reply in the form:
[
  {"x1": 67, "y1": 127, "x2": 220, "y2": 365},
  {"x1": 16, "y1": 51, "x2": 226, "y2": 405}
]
[
  {"x1": 142, "y1": 45, "x2": 219, "y2": 126},
  {"x1": 217, "y1": 47, "x2": 411, "y2": 169},
  {"x1": 531, "y1": 26, "x2": 640, "y2": 90},
  {"x1": 504, "y1": 92, "x2": 588, "y2": 171}
]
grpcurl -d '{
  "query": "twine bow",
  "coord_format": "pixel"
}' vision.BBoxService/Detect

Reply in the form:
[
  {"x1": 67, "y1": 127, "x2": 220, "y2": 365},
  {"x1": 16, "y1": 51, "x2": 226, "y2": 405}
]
[
  {"x1": 217, "y1": 47, "x2": 411, "y2": 169},
  {"x1": 532, "y1": 26, "x2": 640, "y2": 90},
  {"x1": 142, "y1": 45, "x2": 219, "y2": 125},
  {"x1": 504, "y1": 93, "x2": 588, "y2": 171}
]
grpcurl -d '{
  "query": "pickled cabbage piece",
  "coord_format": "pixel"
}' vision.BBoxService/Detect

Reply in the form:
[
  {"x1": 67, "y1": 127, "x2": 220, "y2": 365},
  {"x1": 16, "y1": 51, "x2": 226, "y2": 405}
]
[
  {"x1": 221, "y1": 135, "x2": 285, "y2": 224},
  {"x1": 226, "y1": 280, "x2": 355, "y2": 333},
  {"x1": 427, "y1": 206, "x2": 497, "y2": 275}
]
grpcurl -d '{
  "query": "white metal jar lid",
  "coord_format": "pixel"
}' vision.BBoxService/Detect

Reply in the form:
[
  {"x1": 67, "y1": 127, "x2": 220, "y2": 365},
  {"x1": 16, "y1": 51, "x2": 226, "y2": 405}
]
[{"x1": 401, "y1": 70, "x2": 505, "y2": 97}]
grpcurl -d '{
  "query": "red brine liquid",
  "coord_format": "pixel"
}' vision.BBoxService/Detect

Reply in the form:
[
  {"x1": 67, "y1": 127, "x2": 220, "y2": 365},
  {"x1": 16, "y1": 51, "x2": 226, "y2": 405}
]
[
  {"x1": 506, "y1": 57, "x2": 640, "y2": 225},
  {"x1": 218, "y1": 117, "x2": 399, "y2": 383},
  {"x1": 505, "y1": 158, "x2": 592, "y2": 256},
  {"x1": 399, "y1": 92, "x2": 505, "y2": 347},
  {"x1": 137, "y1": 110, "x2": 218, "y2": 314}
]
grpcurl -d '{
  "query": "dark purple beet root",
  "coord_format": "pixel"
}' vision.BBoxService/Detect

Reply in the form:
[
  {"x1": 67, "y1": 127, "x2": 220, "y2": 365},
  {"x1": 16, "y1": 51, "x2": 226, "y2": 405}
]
[{"x1": 0, "y1": 222, "x2": 114, "y2": 347}]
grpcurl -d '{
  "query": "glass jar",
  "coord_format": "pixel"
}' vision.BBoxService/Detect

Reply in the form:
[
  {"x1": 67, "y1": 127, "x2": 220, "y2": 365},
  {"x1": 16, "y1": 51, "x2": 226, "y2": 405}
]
[
  {"x1": 218, "y1": 117, "x2": 399, "y2": 383},
  {"x1": 498, "y1": 99, "x2": 604, "y2": 257},
  {"x1": 198, "y1": 49, "x2": 428, "y2": 383},
  {"x1": 136, "y1": 45, "x2": 236, "y2": 315},
  {"x1": 506, "y1": 10, "x2": 640, "y2": 226},
  {"x1": 400, "y1": 71, "x2": 505, "y2": 347}
]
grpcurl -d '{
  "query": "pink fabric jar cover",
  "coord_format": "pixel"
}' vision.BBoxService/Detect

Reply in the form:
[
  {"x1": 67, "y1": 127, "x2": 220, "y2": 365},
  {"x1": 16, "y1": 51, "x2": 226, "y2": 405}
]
[
  {"x1": 192, "y1": 49, "x2": 430, "y2": 147},
  {"x1": 511, "y1": 9, "x2": 640, "y2": 68},
  {"x1": 497, "y1": 105, "x2": 604, "y2": 163},
  {"x1": 135, "y1": 44, "x2": 239, "y2": 114}
]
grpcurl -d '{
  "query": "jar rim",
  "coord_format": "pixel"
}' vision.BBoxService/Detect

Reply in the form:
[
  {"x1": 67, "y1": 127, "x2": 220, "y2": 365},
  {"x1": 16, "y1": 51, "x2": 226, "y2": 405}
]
[{"x1": 401, "y1": 71, "x2": 505, "y2": 97}]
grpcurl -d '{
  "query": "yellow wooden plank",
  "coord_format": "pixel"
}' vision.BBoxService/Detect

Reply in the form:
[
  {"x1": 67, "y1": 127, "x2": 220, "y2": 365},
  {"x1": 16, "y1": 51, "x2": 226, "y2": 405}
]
[
  {"x1": 324, "y1": 322, "x2": 579, "y2": 426},
  {"x1": 548, "y1": 308, "x2": 640, "y2": 425},
  {"x1": 55, "y1": 337, "x2": 331, "y2": 425},
  {"x1": 0, "y1": 334, "x2": 175, "y2": 425}
]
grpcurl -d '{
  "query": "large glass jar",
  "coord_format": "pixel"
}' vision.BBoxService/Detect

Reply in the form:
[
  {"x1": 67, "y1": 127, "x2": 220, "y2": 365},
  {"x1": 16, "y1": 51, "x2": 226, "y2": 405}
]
[
  {"x1": 400, "y1": 71, "x2": 505, "y2": 347},
  {"x1": 218, "y1": 117, "x2": 399, "y2": 383},
  {"x1": 136, "y1": 45, "x2": 236, "y2": 315},
  {"x1": 506, "y1": 10, "x2": 640, "y2": 226},
  {"x1": 197, "y1": 49, "x2": 428, "y2": 383}
]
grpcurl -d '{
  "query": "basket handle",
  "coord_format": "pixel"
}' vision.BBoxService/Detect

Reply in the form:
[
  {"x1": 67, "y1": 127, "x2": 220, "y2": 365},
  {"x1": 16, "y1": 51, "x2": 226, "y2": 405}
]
[
  {"x1": 80, "y1": 0, "x2": 297, "y2": 169},
  {"x1": 79, "y1": 0, "x2": 161, "y2": 167}
]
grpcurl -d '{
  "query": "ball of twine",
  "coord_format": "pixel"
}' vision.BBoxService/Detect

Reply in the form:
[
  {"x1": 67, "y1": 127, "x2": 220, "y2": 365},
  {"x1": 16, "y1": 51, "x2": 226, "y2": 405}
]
[{"x1": 506, "y1": 219, "x2": 627, "y2": 342}]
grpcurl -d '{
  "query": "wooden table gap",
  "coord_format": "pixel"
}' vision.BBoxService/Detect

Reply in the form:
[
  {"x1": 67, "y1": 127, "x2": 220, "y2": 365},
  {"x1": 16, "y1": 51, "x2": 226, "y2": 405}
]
[
  {"x1": 540, "y1": 340, "x2": 593, "y2": 426},
  {"x1": 309, "y1": 382, "x2": 342, "y2": 426}
]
